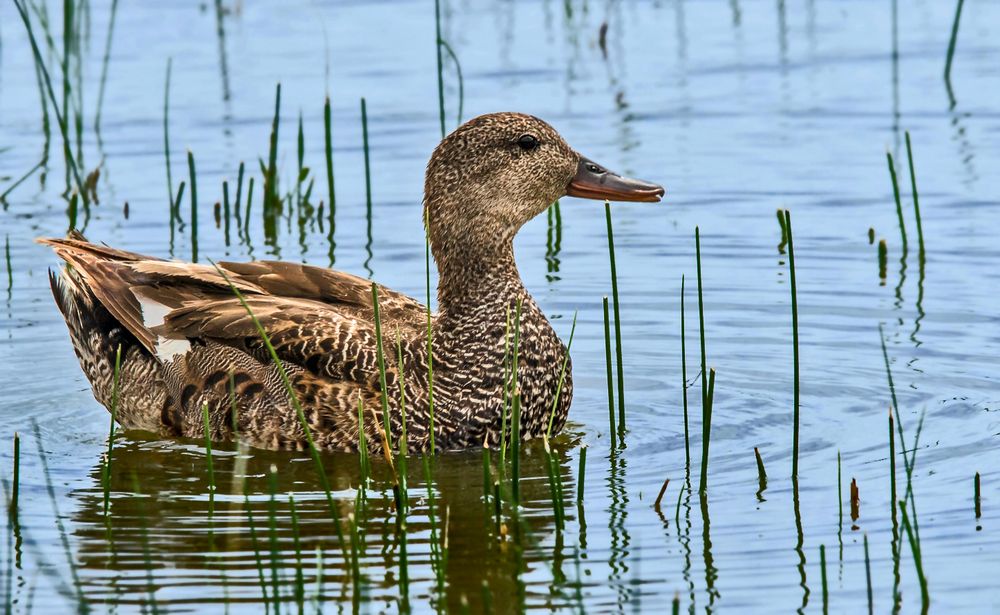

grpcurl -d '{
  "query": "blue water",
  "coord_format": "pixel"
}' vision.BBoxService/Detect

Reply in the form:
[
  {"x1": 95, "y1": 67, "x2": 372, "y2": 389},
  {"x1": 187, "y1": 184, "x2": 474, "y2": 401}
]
[{"x1": 1, "y1": 0, "x2": 999, "y2": 612}]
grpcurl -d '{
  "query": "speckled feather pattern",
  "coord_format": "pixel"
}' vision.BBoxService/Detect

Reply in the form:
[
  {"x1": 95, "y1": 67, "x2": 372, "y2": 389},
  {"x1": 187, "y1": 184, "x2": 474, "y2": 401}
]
[{"x1": 41, "y1": 113, "x2": 580, "y2": 453}]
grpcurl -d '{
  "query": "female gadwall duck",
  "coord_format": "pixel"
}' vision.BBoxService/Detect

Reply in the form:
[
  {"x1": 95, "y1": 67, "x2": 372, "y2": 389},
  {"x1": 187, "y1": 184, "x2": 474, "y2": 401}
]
[{"x1": 41, "y1": 112, "x2": 663, "y2": 453}]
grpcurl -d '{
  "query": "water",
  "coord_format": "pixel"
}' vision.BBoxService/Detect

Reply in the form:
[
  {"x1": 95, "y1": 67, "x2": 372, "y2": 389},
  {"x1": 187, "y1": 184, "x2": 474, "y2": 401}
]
[{"x1": 1, "y1": 0, "x2": 998, "y2": 612}]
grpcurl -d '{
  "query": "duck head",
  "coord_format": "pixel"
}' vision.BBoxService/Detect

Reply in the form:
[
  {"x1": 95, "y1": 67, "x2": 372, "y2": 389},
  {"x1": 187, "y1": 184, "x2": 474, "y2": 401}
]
[{"x1": 424, "y1": 112, "x2": 664, "y2": 266}]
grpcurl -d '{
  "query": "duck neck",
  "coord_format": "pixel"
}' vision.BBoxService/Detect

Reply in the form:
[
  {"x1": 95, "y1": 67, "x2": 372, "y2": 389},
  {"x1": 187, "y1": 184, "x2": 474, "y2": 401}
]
[{"x1": 433, "y1": 232, "x2": 527, "y2": 318}]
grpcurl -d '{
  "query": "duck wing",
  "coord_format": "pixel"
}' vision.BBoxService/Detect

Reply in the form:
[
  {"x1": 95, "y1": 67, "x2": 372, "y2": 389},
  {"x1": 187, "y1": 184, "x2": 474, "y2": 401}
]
[{"x1": 38, "y1": 235, "x2": 425, "y2": 377}]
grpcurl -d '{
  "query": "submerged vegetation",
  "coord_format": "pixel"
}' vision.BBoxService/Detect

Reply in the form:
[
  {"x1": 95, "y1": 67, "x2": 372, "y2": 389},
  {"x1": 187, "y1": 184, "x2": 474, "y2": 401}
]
[{"x1": 0, "y1": 0, "x2": 993, "y2": 613}]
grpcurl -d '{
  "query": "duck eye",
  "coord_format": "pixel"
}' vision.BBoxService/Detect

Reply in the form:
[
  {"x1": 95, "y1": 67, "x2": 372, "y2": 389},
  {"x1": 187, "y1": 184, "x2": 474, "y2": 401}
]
[{"x1": 517, "y1": 134, "x2": 539, "y2": 151}]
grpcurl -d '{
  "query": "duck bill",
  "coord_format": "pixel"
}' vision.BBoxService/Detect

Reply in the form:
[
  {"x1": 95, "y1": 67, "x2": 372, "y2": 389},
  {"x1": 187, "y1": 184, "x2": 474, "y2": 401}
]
[{"x1": 566, "y1": 156, "x2": 665, "y2": 203}]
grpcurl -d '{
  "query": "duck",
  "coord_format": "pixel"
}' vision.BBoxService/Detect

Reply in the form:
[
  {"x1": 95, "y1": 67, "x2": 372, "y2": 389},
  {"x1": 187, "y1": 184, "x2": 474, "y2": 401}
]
[{"x1": 40, "y1": 112, "x2": 663, "y2": 453}]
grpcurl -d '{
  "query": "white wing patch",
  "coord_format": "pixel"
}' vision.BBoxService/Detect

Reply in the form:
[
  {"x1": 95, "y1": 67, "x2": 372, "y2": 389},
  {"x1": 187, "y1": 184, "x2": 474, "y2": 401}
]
[{"x1": 134, "y1": 290, "x2": 191, "y2": 362}]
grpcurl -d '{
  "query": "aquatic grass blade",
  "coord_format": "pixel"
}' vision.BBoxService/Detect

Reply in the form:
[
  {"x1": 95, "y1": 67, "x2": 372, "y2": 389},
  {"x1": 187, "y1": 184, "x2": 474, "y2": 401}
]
[
  {"x1": 545, "y1": 311, "x2": 577, "y2": 439},
  {"x1": 163, "y1": 58, "x2": 173, "y2": 207},
  {"x1": 201, "y1": 403, "x2": 215, "y2": 515},
  {"x1": 886, "y1": 153, "x2": 908, "y2": 252},
  {"x1": 188, "y1": 150, "x2": 199, "y2": 262},
  {"x1": 699, "y1": 368, "x2": 716, "y2": 494},
  {"x1": 602, "y1": 296, "x2": 616, "y2": 439},
  {"x1": 605, "y1": 202, "x2": 626, "y2": 437},
  {"x1": 102, "y1": 344, "x2": 121, "y2": 516},
  {"x1": 370, "y1": 284, "x2": 391, "y2": 443},
  {"x1": 904, "y1": 132, "x2": 926, "y2": 261},
  {"x1": 680, "y1": 275, "x2": 690, "y2": 468},
  {"x1": 782, "y1": 210, "x2": 801, "y2": 479}
]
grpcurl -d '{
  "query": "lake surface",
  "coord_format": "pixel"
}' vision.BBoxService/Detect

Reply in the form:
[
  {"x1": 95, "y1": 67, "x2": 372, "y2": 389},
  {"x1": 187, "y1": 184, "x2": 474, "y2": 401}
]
[{"x1": 1, "y1": 0, "x2": 999, "y2": 612}]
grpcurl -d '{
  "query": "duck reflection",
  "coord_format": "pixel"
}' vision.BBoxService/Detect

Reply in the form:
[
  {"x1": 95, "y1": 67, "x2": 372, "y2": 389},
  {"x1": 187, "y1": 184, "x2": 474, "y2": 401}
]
[{"x1": 69, "y1": 434, "x2": 577, "y2": 613}]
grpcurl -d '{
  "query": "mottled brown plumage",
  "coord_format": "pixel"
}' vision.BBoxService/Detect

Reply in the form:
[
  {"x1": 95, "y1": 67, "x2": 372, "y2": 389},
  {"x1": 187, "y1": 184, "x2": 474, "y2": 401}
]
[{"x1": 41, "y1": 112, "x2": 663, "y2": 452}]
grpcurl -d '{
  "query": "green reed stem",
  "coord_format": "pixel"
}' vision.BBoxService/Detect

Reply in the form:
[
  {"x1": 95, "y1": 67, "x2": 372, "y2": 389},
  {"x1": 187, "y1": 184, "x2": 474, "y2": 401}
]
[
  {"x1": 886, "y1": 153, "x2": 908, "y2": 253},
  {"x1": 898, "y1": 500, "x2": 929, "y2": 610},
  {"x1": 93, "y1": 0, "x2": 118, "y2": 133},
  {"x1": 234, "y1": 161, "x2": 245, "y2": 221},
  {"x1": 222, "y1": 180, "x2": 231, "y2": 245},
  {"x1": 820, "y1": 544, "x2": 828, "y2": 614},
  {"x1": 68, "y1": 192, "x2": 78, "y2": 232},
  {"x1": 605, "y1": 202, "x2": 625, "y2": 435},
  {"x1": 543, "y1": 443, "x2": 563, "y2": 533},
  {"x1": 944, "y1": 0, "x2": 965, "y2": 83},
  {"x1": 370, "y1": 284, "x2": 391, "y2": 441},
  {"x1": 699, "y1": 368, "x2": 716, "y2": 494},
  {"x1": 878, "y1": 239, "x2": 888, "y2": 281},
  {"x1": 187, "y1": 150, "x2": 198, "y2": 262},
  {"x1": 904, "y1": 132, "x2": 925, "y2": 261},
  {"x1": 12, "y1": 0, "x2": 85, "y2": 202},
  {"x1": 296, "y1": 112, "x2": 305, "y2": 207},
  {"x1": 201, "y1": 403, "x2": 215, "y2": 515},
  {"x1": 864, "y1": 533, "x2": 873, "y2": 615},
  {"x1": 889, "y1": 408, "x2": 898, "y2": 525},
  {"x1": 974, "y1": 472, "x2": 981, "y2": 519},
  {"x1": 245, "y1": 177, "x2": 254, "y2": 236},
  {"x1": 172, "y1": 180, "x2": 186, "y2": 225},
  {"x1": 324, "y1": 96, "x2": 336, "y2": 242},
  {"x1": 782, "y1": 210, "x2": 801, "y2": 480},
  {"x1": 357, "y1": 394, "x2": 369, "y2": 487},
  {"x1": 424, "y1": 238, "x2": 436, "y2": 455},
  {"x1": 394, "y1": 329, "x2": 410, "y2": 457},
  {"x1": 214, "y1": 265, "x2": 346, "y2": 555},
  {"x1": 11, "y1": 434, "x2": 19, "y2": 521},
  {"x1": 546, "y1": 311, "x2": 577, "y2": 439},
  {"x1": 361, "y1": 97, "x2": 372, "y2": 219},
  {"x1": 4, "y1": 237, "x2": 12, "y2": 295},
  {"x1": 62, "y1": 0, "x2": 74, "y2": 192},
  {"x1": 103, "y1": 344, "x2": 121, "y2": 516},
  {"x1": 880, "y1": 327, "x2": 916, "y2": 491},
  {"x1": 754, "y1": 446, "x2": 767, "y2": 484},
  {"x1": 695, "y1": 228, "x2": 707, "y2": 409},
  {"x1": 244, "y1": 494, "x2": 271, "y2": 610},
  {"x1": 264, "y1": 83, "x2": 281, "y2": 213},
  {"x1": 837, "y1": 451, "x2": 843, "y2": 532},
  {"x1": 603, "y1": 296, "x2": 616, "y2": 439},
  {"x1": 654, "y1": 477, "x2": 670, "y2": 510},
  {"x1": 164, "y1": 58, "x2": 173, "y2": 206},
  {"x1": 434, "y1": 0, "x2": 445, "y2": 138},
  {"x1": 438, "y1": 40, "x2": 464, "y2": 127},
  {"x1": 680, "y1": 275, "x2": 690, "y2": 468},
  {"x1": 577, "y1": 446, "x2": 586, "y2": 504}
]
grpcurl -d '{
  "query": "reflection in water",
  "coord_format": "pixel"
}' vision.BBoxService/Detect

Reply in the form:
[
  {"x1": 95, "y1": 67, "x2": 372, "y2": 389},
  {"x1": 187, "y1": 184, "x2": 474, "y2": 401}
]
[
  {"x1": 606, "y1": 445, "x2": 631, "y2": 611},
  {"x1": 792, "y1": 477, "x2": 809, "y2": 614},
  {"x1": 213, "y1": 0, "x2": 232, "y2": 106},
  {"x1": 67, "y1": 437, "x2": 572, "y2": 612},
  {"x1": 890, "y1": 0, "x2": 900, "y2": 156},
  {"x1": 699, "y1": 491, "x2": 719, "y2": 612},
  {"x1": 545, "y1": 201, "x2": 562, "y2": 281}
]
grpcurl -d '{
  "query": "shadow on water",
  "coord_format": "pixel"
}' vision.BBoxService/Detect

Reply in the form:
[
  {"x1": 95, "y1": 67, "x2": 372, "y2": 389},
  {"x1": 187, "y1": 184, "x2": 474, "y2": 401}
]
[{"x1": 68, "y1": 435, "x2": 577, "y2": 612}]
